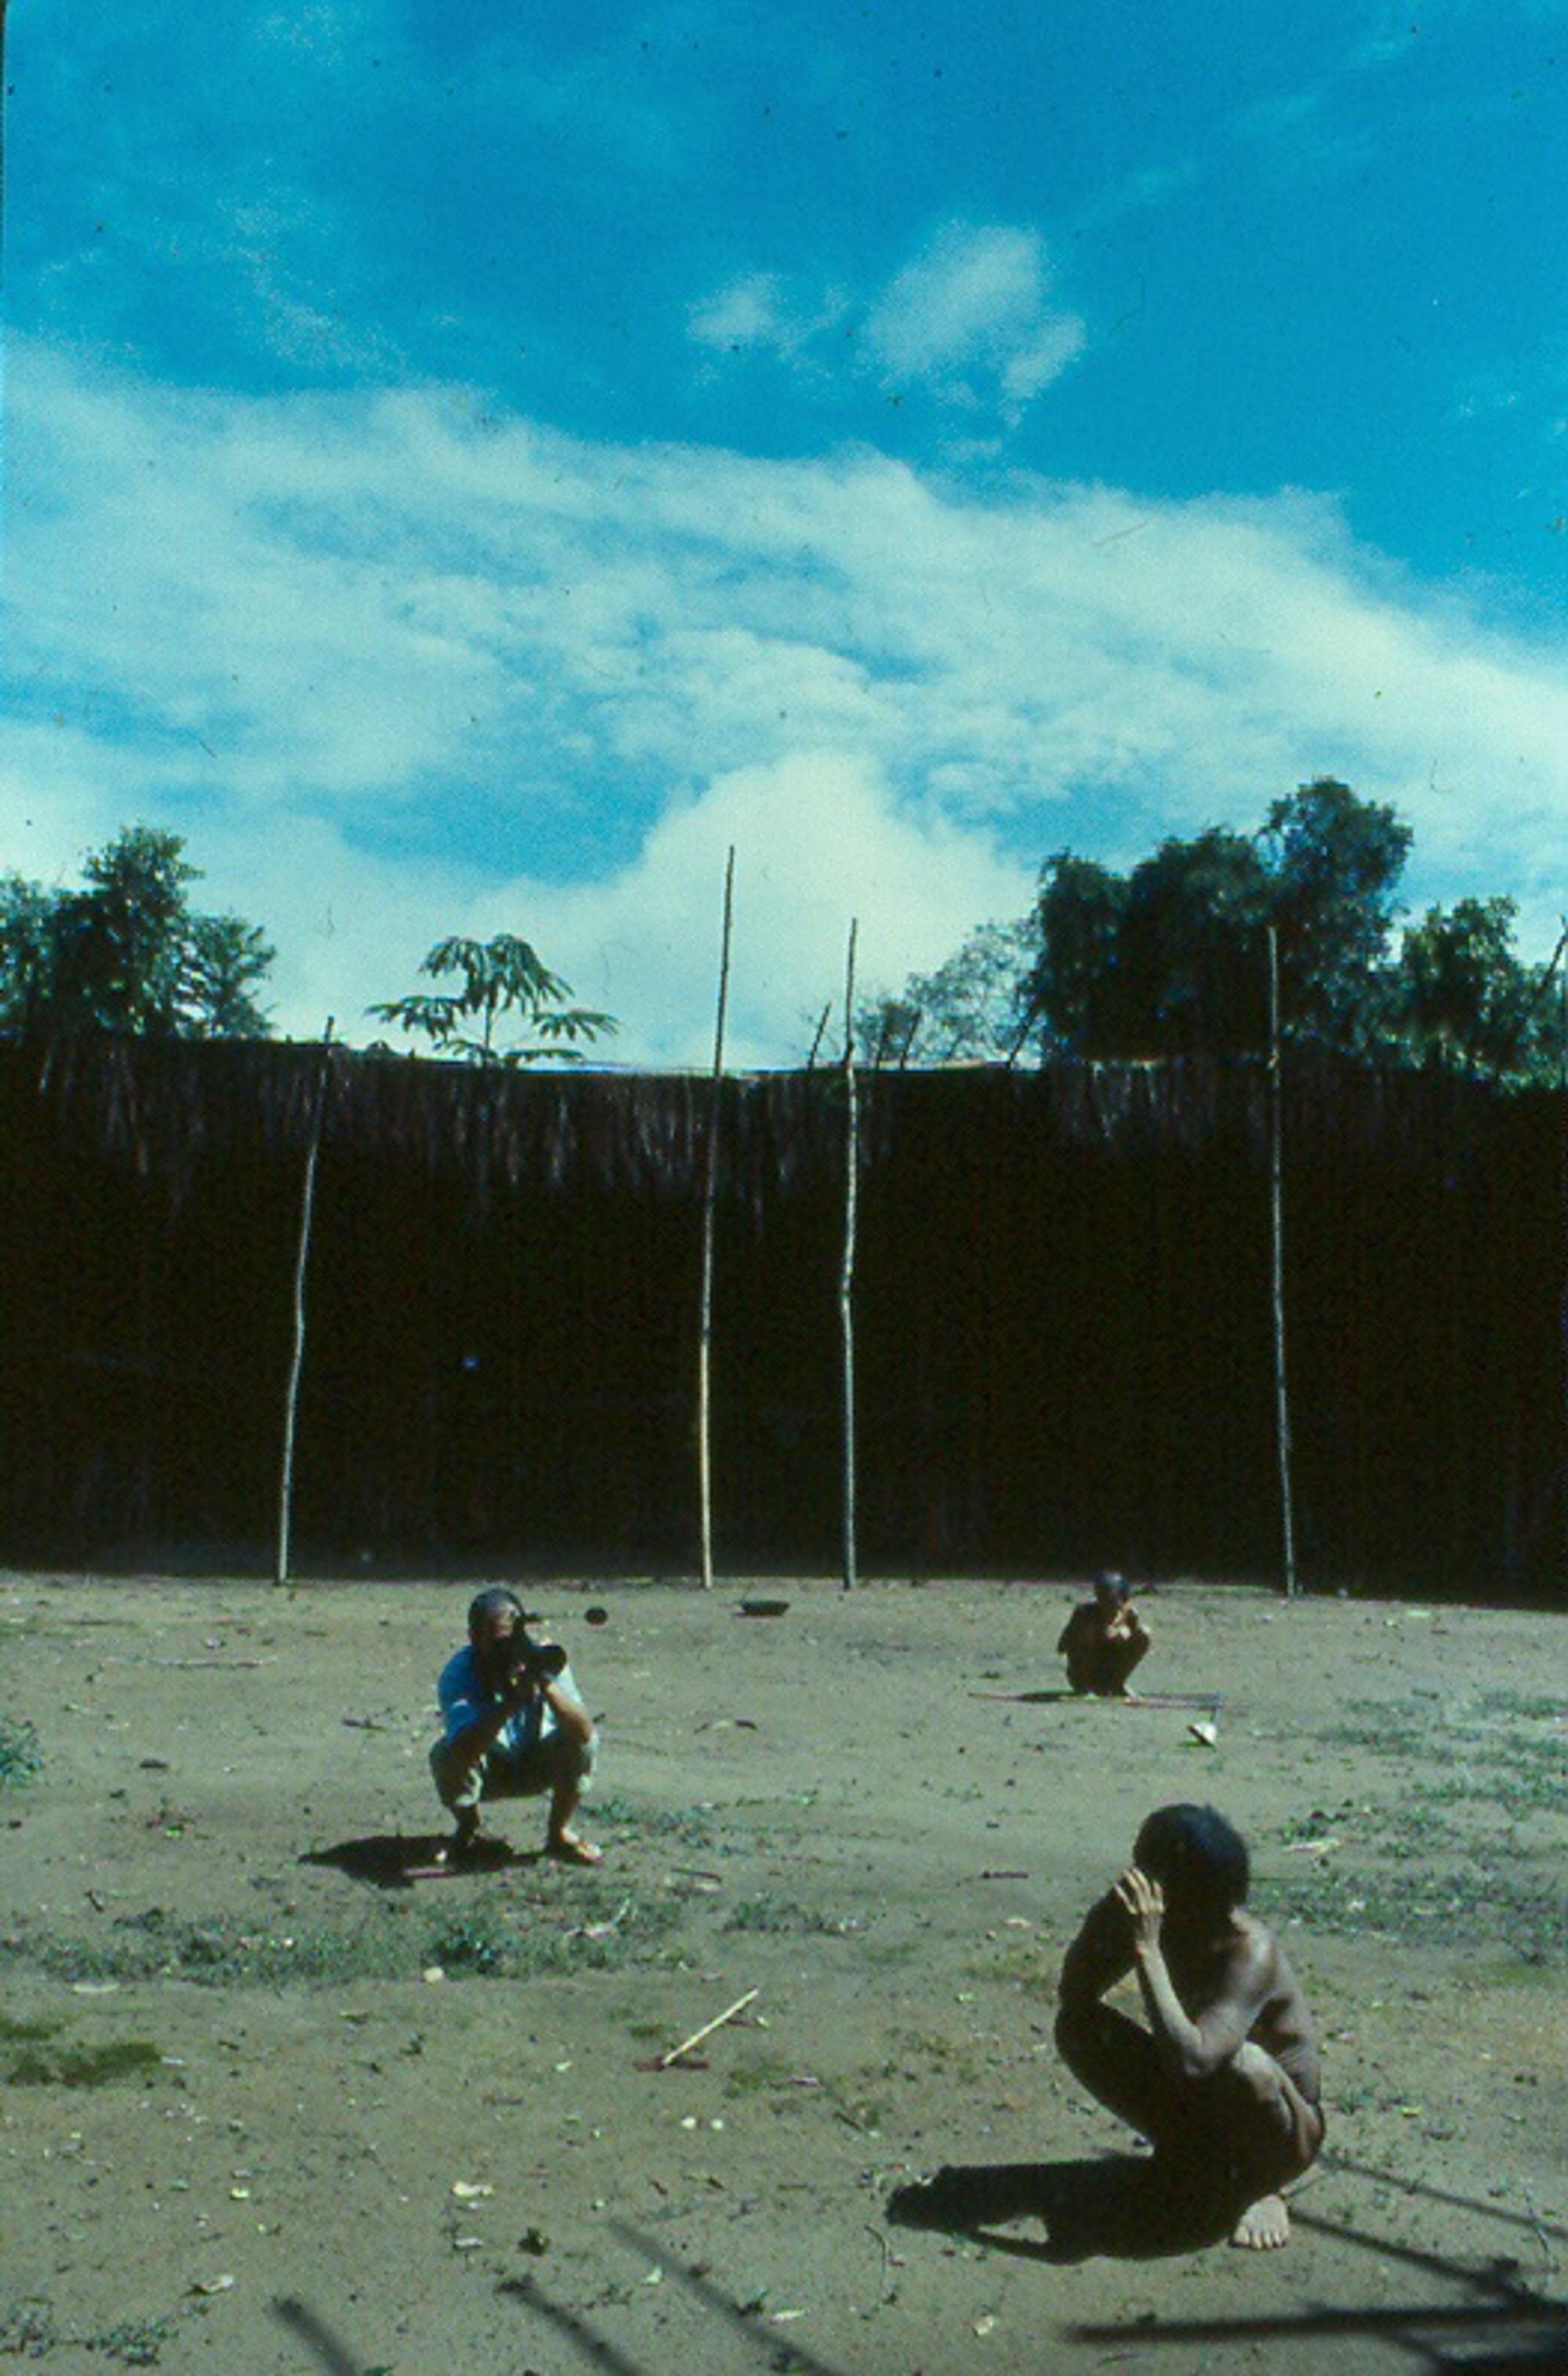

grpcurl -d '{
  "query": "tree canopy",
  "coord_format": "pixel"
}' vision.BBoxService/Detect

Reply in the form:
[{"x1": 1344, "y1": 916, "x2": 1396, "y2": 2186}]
[
  {"x1": 858, "y1": 779, "x2": 1559, "y2": 1087},
  {"x1": 0, "y1": 826, "x2": 275, "y2": 1040},
  {"x1": 854, "y1": 919, "x2": 1033, "y2": 1066}
]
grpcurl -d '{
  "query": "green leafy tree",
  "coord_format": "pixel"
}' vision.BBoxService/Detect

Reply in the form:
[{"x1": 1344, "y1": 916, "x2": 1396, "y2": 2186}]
[
  {"x1": 1396, "y1": 897, "x2": 1559, "y2": 1084},
  {"x1": 1115, "y1": 828, "x2": 1274, "y2": 1055},
  {"x1": 1260, "y1": 777, "x2": 1411, "y2": 1049},
  {"x1": 1023, "y1": 854, "x2": 1130, "y2": 1055},
  {"x1": 1021, "y1": 781, "x2": 1416, "y2": 1061},
  {"x1": 855, "y1": 919, "x2": 1033, "y2": 1066},
  {"x1": 369, "y1": 933, "x2": 618, "y2": 1065},
  {"x1": 0, "y1": 825, "x2": 275, "y2": 1038}
]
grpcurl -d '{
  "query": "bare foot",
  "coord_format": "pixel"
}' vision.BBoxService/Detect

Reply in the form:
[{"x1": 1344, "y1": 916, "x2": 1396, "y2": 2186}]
[
  {"x1": 1231, "y1": 2193, "x2": 1291, "y2": 2250},
  {"x1": 547, "y1": 1832, "x2": 603, "y2": 1866}
]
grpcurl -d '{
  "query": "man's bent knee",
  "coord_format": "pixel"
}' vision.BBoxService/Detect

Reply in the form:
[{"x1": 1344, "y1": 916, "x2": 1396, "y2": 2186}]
[{"x1": 430, "y1": 1738, "x2": 483, "y2": 1813}]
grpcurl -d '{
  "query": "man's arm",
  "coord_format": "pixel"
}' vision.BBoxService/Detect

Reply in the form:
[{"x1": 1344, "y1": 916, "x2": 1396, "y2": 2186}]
[
  {"x1": 1058, "y1": 1887, "x2": 1134, "y2": 2009},
  {"x1": 445, "y1": 1667, "x2": 534, "y2": 1767},
  {"x1": 539, "y1": 1669, "x2": 593, "y2": 1749},
  {"x1": 1116, "y1": 1869, "x2": 1272, "y2": 2080}
]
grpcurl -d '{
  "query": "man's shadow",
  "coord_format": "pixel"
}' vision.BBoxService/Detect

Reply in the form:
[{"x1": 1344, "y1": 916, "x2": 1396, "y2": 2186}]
[
  {"x1": 300, "y1": 1833, "x2": 535, "y2": 1889},
  {"x1": 887, "y1": 2153, "x2": 1238, "y2": 2262}
]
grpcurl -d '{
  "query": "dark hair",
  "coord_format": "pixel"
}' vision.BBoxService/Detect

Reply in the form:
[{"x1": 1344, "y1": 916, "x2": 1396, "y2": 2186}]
[
  {"x1": 467, "y1": 1587, "x2": 525, "y2": 1635},
  {"x1": 1094, "y1": 1571, "x2": 1130, "y2": 1604},
  {"x1": 1133, "y1": 1804, "x2": 1249, "y2": 1924}
]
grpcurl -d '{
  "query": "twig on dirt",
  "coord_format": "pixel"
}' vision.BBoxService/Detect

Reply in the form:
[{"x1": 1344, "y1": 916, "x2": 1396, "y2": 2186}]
[
  {"x1": 1519, "y1": 2191, "x2": 1559, "y2": 2280},
  {"x1": 570, "y1": 1897, "x2": 633, "y2": 1942},
  {"x1": 152, "y1": 1656, "x2": 275, "y2": 1669},
  {"x1": 865, "y1": 2222, "x2": 900, "y2": 2302},
  {"x1": 657, "y1": 1987, "x2": 759, "y2": 2069}
]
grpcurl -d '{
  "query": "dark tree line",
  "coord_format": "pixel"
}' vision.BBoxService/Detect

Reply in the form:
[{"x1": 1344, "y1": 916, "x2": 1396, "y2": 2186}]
[
  {"x1": 859, "y1": 780, "x2": 1562, "y2": 1086},
  {"x1": 0, "y1": 827, "x2": 275, "y2": 1040}
]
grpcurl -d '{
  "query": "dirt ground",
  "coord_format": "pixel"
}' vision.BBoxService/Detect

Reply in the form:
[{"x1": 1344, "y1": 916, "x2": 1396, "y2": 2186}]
[{"x1": 2, "y1": 1571, "x2": 1563, "y2": 2376}]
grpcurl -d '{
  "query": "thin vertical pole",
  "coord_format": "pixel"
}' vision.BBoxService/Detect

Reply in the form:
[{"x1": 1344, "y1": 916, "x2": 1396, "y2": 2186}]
[
  {"x1": 276, "y1": 1020, "x2": 335, "y2": 1587},
  {"x1": 698, "y1": 849, "x2": 735, "y2": 1591},
  {"x1": 1559, "y1": 921, "x2": 1566, "y2": 1602},
  {"x1": 1267, "y1": 930, "x2": 1298, "y2": 1598},
  {"x1": 840, "y1": 921, "x2": 859, "y2": 1591}
]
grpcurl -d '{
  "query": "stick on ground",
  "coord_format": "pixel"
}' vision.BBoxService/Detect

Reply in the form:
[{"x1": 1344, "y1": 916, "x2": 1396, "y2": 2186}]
[{"x1": 658, "y1": 1986, "x2": 759, "y2": 2069}]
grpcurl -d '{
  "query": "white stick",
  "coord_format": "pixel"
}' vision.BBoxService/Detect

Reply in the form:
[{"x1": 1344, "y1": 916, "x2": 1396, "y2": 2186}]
[
  {"x1": 276, "y1": 1019, "x2": 335, "y2": 1587},
  {"x1": 1267, "y1": 929, "x2": 1298, "y2": 1599},
  {"x1": 698, "y1": 848, "x2": 735, "y2": 1591},
  {"x1": 659, "y1": 1985, "x2": 759, "y2": 2067},
  {"x1": 840, "y1": 920, "x2": 859, "y2": 1593}
]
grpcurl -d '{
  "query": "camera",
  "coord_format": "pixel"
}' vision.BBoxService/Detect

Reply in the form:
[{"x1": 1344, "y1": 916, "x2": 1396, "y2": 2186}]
[{"x1": 506, "y1": 1636, "x2": 568, "y2": 1688}]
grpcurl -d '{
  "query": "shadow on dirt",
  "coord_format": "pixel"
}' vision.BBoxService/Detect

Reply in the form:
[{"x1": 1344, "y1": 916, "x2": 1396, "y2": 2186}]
[
  {"x1": 1065, "y1": 2296, "x2": 1566, "y2": 2368},
  {"x1": 501, "y1": 2223, "x2": 856, "y2": 2376},
  {"x1": 269, "y1": 2295, "x2": 366, "y2": 2374},
  {"x1": 299, "y1": 1833, "x2": 532, "y2": 1888},
  {"x1": 885, "y1": 2152, "x2": 1236, "y2": 2262}
]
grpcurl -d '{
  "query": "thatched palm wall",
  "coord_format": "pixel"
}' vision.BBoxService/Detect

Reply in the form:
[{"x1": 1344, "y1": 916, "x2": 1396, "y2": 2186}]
[{"x1": 2, "y1": 1038, "x2": 1560, "y2": 1591}]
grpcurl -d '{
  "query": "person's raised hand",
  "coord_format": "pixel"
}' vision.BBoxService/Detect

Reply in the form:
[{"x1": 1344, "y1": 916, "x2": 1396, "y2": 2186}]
[{"x1": 1112, "y1": 1864, "x2": 1165, "y2": 1953}]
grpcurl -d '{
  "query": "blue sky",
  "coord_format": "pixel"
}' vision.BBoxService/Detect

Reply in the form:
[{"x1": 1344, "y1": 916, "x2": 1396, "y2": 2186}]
[{"x1": 5, "y1": 0, "x2": 1565, "y2": 1063}]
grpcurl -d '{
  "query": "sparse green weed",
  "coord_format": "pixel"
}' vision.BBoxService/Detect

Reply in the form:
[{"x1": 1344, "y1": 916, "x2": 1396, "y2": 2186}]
[
  {"x1": 0, "y1": 2296, "x2": 174, "y2": 2364},
  {"x1": 5, "y1": 2036, "x2": 163, "y2": 2089},
  {"x1": 720, "y1": 1893, "x2": 854, "y2": 1936},
  {"x1": 1273, "y1": 1691, "x2": 1566, "y2": 1960},
  {"x1": 0, "y1": 1714, "x2": 42, "y2": 1789},
  {"x1": 0, "y1": 1891, "x2": 685, "y2": 1989}
]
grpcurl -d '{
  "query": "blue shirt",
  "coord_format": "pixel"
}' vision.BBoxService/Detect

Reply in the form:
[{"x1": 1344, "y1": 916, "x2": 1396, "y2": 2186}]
[{"x1": 436, "y1": 1644, "x2": 580, "y2": 1760}]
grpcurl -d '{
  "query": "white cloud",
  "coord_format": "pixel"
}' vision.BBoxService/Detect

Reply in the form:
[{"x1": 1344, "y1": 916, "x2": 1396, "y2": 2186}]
[
  {"x1": 687, "y1": 221, "x2": 1083, "y2": 427},
  {"x1": 864, "y1": 223, "x2": 1086, "y2": 420},
  {"x1": 473, "y1": 754, "x2": 1035, "y2": 1070},
  {"x1": 6, "y1": 337, "x2": 1566, "y2": 1064},
  {"x1": 688, "y1": 273, "x2": 796, "y2": 355}
]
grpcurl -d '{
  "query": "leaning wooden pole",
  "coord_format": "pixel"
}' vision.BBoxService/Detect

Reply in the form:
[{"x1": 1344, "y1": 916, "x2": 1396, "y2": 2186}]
[
  {"x1": 698, "y1": 848, "x2": 736, "y2": 1592},
  {"x1": 1267, "y1": 930, "x2": 1298, "y2": 1598},
  {"x1": 840, "y1": 920, "x2": 859, "y2": 1592},
  {"x1": 276, "y1": 1020, "x2": 335, "y2": 1588}
]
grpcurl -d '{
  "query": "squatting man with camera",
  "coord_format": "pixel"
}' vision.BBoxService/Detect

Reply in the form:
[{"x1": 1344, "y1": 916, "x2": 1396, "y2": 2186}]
[{"x1": 430, "y1": 1587, "x2": 601, "y2": 1865}]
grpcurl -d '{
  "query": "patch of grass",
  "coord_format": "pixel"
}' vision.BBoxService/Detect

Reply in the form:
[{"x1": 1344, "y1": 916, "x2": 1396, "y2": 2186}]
[
  {"x1": 724, "y1": 2051, "x2": 804, "y2": 2101},
  {"x1": 1475, "y1": 1689, "x2": 1566, "y2": 1723},
  {"x1": 0, "y1": 2012, "x2": 60, "y2": 2044},
  {"x1": 720, "y1": 1893, "x2": 855, "y2": 1937},
  {"x1": 0, "y1": 2296, "x2": 55, "y2": 2352},
  {"x1": 887, "y1": 2030, "x2": 985, "y2": 2087},
  {"x1": 1258, "y1": 1862, "x2": 1566, "y2": 1960},
  {"x1": 0, "y1": 1888, "x2": 686, "y2": 1990},
  {"x1": 0, "y1": 1714, "x2": 42, "y2": 1789},
  {"x1": 592, "y1": 1796, "x2": 720, "y2": 1849},
  {"x1": 0, "y1": 2297, "x2": 174, "y2": 2364},
  {"x1": 96, "y1": 2316, "x2": 178, "y2": 2368},
  {"x1": 978, "y1": 1944, "x2": 1055, "y2": 2000},
  {"x1": 5, "y1": 2036, "x2": 164, "y2": 2089},
  {"x1": 1281, "y1": 1691, "x2": 1566, "y2": 1960}
]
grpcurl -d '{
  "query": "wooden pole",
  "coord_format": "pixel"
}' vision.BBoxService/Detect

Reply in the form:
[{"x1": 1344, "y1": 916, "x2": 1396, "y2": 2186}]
[
  {"x1": 276, "y1": 1021, "x2": 335, "y2": 1586},
  {"x1": 698, "y1": 849, "x2": 735, "y2": 1592},
  {"x1": 1559, "y1": 921, "x2": 1566, "y2": 1603},
  {"x1": 840, "y1": 921, "x2": 859, "y2": 1592},
  {"x1": 1267, "y1": 930, "x2": 1298, "y2": 1598}
]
